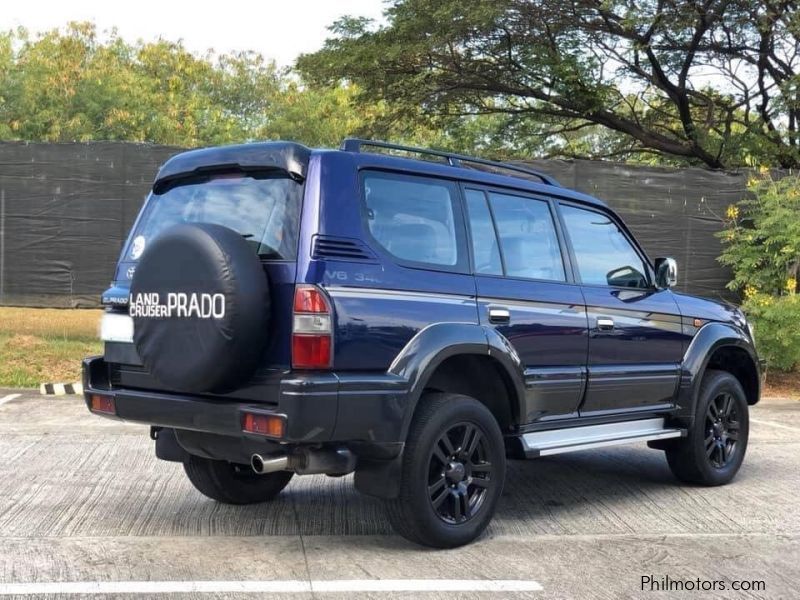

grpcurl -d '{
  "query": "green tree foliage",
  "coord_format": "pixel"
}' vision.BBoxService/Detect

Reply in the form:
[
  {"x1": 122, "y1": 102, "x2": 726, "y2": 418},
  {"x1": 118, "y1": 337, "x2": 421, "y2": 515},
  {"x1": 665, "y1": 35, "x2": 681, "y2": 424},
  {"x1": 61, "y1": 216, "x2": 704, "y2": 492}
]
[
  {"x1": 0, "y1": 22, "x2": 519, "y2": 153},
  {"x1": 0, "y1": 21, "x2": 608, "y2": 157},
  {"x1": 741, "y1": 294, "x2": 800, "y2": 371},
  {"x1": 0, "y1": 23, "x2": 268, "y2": 144},
  {"x1": 718, "y1": 174, "x2": 800, "y2": 370},
  {"x1": 718, "y1": 174, "x2": 800, "y2": 296},
  {"x1": 298, "y1": 0, "x2": 800, "y2": 169},
  {"x1": 0, "y1": 23, "x2": 382, "y2": 147}
]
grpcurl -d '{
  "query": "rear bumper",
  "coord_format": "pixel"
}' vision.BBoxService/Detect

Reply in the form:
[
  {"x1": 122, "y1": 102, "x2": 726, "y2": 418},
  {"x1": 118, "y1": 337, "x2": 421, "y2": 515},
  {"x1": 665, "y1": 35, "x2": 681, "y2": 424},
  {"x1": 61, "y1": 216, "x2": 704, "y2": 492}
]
[{"x1": 82, "y1": 356, "x2": 409, "y2": 448}]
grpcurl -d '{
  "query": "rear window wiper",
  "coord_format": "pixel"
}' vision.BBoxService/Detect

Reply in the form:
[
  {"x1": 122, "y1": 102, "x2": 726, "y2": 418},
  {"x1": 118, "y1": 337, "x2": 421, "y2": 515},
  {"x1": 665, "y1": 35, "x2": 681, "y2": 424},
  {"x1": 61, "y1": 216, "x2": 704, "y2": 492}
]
[
  {"x1": 257, "y1": 247, "x2": 283, "y2": 260},
  {"x1": 241, "y1": 234, "x2": 282, "y2": 259}
]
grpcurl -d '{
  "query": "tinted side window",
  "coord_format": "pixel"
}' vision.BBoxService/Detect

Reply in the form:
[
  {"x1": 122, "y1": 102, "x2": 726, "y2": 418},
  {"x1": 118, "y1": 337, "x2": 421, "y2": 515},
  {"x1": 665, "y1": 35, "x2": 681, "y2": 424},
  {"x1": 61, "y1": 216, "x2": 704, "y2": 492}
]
[
  {"x1": 363, "y1": 172, "x2": 460, "y2": 267},
  {"x1": 561, "y1": 204, "x2": 649, "y2": 288},
  {"x1": 465, "y1": 190, "x2": 502, "y2": 275},
  {"x1": 488, "y1": 192, "x2": 566, "y2": 281}
]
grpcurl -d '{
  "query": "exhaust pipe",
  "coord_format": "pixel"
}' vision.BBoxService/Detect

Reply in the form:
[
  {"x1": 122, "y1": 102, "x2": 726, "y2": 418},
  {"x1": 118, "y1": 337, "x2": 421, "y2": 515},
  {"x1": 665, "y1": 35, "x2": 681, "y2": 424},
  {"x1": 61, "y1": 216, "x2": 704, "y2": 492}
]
[
  {"x1": 251, "y1": 448, "x2": 356, "y2": 476},
  {"x1": 251, "y1": 453, "x2": 290, "y2": 474}
]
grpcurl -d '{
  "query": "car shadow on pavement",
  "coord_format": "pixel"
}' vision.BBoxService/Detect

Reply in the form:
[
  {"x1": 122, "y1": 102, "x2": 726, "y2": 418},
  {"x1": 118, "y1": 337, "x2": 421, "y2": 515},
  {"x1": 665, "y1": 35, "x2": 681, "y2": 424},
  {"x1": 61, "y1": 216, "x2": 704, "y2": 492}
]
[
  {"x1": 280, "y1": 443, "x2": 763, "y2": 547},
  {"x1": 216, "y1": 446, "x2": 711, "y2": 540}
]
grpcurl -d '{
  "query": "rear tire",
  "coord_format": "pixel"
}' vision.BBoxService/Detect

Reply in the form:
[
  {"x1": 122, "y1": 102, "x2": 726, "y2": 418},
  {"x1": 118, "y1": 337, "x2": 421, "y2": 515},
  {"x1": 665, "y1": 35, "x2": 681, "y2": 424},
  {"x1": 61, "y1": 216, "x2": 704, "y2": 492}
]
[
  {"x1": 666, "y1": 369, "x2": 749, "y2": 486},
  {"x1": 385, "y1": 392, "x2": 506, "y2": 548},
  {"x1": 183, "y1": 455, "x2": 293, "y2": 504}
]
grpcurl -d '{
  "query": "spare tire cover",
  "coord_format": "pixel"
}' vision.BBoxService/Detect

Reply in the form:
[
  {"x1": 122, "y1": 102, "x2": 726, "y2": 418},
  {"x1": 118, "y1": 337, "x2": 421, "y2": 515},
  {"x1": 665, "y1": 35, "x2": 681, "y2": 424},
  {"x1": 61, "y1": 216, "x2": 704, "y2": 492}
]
[{"x1": 130, "y1": 223, "x2": 270, "y2": 393}]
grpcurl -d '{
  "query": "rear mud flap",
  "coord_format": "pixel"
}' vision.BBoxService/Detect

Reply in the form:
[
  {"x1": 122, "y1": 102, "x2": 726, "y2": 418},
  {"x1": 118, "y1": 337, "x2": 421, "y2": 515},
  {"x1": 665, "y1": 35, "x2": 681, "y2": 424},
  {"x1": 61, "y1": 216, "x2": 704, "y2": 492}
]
[
  {"x1": 354, "y1": 454, "x2": 403, "y2": 499},
  {"x1": 154, "y1": 427, "x2": 191, "y2": 463}
]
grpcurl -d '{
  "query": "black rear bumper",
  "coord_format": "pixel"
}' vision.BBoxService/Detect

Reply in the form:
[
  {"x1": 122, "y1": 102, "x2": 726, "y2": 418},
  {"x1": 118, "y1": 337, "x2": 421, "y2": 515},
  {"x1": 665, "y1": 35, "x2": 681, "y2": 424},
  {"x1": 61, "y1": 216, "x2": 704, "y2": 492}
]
[{"x1": 82, "y1": 356, "x2": 409, "y2": 450}]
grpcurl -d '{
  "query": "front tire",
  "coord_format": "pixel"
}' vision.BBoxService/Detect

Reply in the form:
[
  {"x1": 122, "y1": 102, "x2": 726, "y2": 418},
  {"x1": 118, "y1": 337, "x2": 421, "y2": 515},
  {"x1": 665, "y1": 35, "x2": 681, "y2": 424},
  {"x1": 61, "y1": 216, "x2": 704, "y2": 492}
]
[
  {"x1": 666, "y1": 369, "x2": 749, "y2": 486},
  {"x1": 385, "y1": 393, "x2": 506, "y2": 548},
  {"x1": 183, "y1": 455, "x2": 293, "y2": 504}
]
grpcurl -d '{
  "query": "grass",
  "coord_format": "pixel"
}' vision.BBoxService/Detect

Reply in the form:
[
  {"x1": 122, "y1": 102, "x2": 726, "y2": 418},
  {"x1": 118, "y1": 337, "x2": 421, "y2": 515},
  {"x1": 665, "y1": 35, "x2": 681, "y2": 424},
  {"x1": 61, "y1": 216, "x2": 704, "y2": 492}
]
[{"x1": 0, "y1": 308, "x2": 103, "y2": 388}]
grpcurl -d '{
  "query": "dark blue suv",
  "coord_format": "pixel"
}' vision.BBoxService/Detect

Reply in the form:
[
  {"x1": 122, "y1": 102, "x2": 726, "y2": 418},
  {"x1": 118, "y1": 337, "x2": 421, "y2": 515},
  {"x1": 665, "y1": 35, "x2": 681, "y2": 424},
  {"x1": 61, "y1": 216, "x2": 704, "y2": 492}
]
[{"x1": 84, "y1": 139, "x2": 762, "y2": 548}]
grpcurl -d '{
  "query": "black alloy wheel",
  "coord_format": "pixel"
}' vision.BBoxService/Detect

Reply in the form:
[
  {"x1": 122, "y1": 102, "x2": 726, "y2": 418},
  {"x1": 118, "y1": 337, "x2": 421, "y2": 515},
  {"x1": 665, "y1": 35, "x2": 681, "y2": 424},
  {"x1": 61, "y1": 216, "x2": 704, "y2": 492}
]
[
  {"x1": 666, "y1": 369, "x2": 749, "y2": 486},
  {"x1": 427, "y1": 422, "x2": 494, "y2": 524},
  {"x1": 385, "y1": 392, "x2": 506, "y2": 548},
  {"x1": 705, "y1": 391, "x2": 741, "y2": 469}
]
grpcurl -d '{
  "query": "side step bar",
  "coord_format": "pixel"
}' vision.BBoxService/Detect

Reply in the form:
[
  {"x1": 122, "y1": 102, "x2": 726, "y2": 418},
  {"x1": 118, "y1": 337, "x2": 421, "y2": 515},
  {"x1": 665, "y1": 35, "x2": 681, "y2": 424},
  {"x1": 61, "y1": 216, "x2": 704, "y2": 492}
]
[{"x1": 520, "y1": 418, "x2": 685, "y2": 458}]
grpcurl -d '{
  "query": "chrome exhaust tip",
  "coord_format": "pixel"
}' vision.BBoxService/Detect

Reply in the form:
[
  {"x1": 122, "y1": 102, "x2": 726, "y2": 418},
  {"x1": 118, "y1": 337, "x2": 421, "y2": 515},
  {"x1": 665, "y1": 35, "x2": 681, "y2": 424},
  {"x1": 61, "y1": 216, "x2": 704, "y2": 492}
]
[{"x1": 250, "y1": 453, "x2": 289, "y2": 474}]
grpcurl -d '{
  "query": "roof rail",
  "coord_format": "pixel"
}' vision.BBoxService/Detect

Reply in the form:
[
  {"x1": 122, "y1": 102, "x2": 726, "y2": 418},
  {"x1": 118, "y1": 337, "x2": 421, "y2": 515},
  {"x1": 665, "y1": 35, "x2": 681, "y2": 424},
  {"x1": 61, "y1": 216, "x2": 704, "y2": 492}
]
[{"x1": 340, "y1": 138, "x2": 560, "y2": 187}]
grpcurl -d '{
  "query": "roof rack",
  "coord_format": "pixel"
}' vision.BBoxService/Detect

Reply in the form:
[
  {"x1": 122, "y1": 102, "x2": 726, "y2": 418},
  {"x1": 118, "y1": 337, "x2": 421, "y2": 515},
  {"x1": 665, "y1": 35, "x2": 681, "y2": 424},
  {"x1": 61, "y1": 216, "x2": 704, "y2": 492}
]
[{"x1": 340, "y1": 138, "x2": 560, "y2": 187}]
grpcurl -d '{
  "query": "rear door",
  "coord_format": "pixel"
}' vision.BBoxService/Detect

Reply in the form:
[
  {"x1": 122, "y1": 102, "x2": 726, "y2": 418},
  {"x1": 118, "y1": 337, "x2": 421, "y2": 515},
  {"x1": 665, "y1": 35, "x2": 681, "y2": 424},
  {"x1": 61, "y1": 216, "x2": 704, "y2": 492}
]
[
  {"x1": 110, "y1": 172, "x2": 303, "y2": 375},
  {"x1": 557, "y1": 202, "x2": 683, "y2": 416},
  {"x1": 464, "y1": 186, "x2": 588, "y2": 423}
]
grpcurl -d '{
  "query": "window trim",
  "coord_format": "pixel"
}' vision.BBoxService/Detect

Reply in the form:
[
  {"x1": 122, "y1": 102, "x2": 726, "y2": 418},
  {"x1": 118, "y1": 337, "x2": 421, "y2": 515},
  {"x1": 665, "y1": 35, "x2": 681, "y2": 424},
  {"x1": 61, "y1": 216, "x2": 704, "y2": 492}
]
[
  {"x1": 462, "y1": 188, "x2": 504, "y2": 277},
  {"x1": 555, "y1": 200, "x2": 655, "y2": 290},
  {"x1": 358, "y1": 169, "x2": 470, "y2": 274},
  {"x1": 461, "y1": 183, "x2": 575, "y2": 284}
]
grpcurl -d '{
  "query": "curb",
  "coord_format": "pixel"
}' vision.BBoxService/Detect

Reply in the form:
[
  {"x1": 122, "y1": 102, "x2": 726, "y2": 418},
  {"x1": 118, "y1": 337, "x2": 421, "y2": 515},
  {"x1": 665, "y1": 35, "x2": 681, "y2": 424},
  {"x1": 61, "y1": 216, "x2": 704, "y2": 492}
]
[{"x1": 39, "y1": 382, "x2": 83, "y2": 396}]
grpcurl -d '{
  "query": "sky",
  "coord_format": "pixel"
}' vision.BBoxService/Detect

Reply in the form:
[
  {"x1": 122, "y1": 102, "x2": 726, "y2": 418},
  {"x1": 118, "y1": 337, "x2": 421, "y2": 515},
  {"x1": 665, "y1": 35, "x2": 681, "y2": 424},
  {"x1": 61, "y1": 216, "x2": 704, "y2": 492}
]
[{"x1": 4, "y1": 0, "x2": 387, "y2": 66}]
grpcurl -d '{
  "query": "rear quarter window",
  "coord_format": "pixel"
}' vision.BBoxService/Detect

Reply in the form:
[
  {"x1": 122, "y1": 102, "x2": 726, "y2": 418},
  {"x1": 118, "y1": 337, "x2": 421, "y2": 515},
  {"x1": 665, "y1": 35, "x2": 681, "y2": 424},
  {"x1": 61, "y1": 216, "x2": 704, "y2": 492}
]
[{"x1": 361, "y1": 171, "x2": 467, "y2": 271}]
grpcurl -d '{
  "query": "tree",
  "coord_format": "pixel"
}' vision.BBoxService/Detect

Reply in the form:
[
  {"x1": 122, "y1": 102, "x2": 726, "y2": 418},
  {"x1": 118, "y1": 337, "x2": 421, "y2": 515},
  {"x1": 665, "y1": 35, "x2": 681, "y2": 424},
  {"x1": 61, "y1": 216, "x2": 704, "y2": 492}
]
[
  {"x1": 0, "y1": 23, "x2": 281, "y2": 145},
  {"x1": 718, "y1": 173, "x2": 800, "y2": 296},
  {"x1": 717, "y1": 173, "x2": 800, "y2": 371},
  {"x1": 0, "y1": 20, "x2": 617, "y2": 157},
  {"x1": 298, "y1": 0, "x2": 800, "y2": 168},
  {"x1": 0, "y1": 23, "x2": 387, "y2": 148}
]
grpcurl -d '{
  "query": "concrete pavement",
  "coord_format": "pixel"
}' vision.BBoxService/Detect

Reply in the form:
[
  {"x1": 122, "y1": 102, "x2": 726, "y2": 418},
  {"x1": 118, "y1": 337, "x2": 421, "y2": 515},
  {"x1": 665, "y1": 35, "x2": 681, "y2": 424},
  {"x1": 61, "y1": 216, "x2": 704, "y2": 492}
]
[{"x1": 0, "y1": 390, "x2": 797, "y2": 598}]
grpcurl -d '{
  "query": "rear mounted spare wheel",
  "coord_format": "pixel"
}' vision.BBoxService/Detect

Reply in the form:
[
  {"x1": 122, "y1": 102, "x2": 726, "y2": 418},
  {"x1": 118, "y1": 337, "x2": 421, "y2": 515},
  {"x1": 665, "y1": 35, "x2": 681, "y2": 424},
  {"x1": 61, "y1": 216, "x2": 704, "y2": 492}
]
[{"x1": 130, "y1": 223, "x2": 270, "y2": 393}]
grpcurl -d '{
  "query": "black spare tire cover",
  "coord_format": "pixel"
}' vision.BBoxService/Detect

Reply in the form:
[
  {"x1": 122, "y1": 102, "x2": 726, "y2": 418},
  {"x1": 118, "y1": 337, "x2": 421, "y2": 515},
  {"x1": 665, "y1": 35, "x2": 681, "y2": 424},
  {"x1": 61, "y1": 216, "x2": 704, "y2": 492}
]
[{"x1": 130, "y1": 223, "x2": 270, "y2": 393}]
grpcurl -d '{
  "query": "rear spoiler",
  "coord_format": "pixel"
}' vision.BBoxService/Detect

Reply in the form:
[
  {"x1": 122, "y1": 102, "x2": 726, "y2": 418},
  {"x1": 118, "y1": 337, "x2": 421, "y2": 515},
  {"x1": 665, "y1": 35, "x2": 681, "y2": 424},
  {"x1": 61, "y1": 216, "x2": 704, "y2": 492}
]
[{"x1": 153, "y1": 142, "x2": 311, "y2": 193}]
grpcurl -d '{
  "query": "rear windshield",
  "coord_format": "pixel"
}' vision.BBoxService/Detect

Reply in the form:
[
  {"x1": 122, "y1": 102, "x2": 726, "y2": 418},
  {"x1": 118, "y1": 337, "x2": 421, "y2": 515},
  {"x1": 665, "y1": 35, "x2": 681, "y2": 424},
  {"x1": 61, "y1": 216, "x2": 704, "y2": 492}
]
[{"x1": 126, "y1": 173, "x2": 302, "y2": 261}]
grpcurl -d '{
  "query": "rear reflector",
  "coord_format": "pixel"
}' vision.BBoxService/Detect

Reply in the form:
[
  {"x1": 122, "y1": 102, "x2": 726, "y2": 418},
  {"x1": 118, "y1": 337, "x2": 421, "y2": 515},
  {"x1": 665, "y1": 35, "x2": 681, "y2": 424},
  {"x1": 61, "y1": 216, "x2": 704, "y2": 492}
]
[
  {"x1": 242, "y1": 412, "x2": 286, "y2": 438},
  {"x1": 89, "y1": 394, "x2": 116, "y2": 415},
  {"x1": 292, "y1": 285, "x2": 332, "y2": 369}
]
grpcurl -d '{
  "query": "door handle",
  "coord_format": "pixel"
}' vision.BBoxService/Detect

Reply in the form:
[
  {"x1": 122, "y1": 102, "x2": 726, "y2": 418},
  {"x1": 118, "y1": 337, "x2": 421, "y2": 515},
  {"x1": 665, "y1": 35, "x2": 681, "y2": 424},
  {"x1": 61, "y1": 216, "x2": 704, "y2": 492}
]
[
  {"x1": 596, "y1": 317, "x2": 615, "y2": 331},
  {"x1": 488, "y1": 307, "x2": 511, "y2": 324}
]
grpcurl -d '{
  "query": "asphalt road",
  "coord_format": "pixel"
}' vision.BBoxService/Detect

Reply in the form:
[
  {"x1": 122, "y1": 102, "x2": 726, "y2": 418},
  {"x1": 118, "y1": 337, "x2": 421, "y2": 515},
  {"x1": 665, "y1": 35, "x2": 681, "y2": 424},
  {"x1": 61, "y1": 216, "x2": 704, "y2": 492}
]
[{"x1": 0, "y1": 389, "x2": 798, "y2": 599}]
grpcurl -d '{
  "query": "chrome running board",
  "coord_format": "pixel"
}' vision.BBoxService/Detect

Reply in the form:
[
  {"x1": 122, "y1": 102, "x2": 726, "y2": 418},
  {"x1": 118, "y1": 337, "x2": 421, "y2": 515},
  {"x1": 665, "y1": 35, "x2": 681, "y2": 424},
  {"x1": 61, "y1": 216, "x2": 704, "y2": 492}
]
[{"x1": 520, "y1": 418, "x2": 685, "y2": 458}]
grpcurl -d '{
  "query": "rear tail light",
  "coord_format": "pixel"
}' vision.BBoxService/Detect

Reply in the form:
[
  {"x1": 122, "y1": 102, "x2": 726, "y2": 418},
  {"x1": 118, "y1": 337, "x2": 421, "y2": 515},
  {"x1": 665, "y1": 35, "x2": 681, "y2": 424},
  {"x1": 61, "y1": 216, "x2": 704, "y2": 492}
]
[
  {"x1": 89, "y1": 393, "x2": 116, "y2": 415},
  {"x1": 292, "y1": 285, "x2": 332, "y2": 369}
]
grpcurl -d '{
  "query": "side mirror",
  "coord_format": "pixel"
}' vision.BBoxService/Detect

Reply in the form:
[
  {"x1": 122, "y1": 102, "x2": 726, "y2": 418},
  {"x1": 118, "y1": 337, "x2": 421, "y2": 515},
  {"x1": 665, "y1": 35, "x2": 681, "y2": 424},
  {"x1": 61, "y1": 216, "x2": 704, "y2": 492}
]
[{"x1": 655, "y1": 257, "x2": 678, "y2": 289}]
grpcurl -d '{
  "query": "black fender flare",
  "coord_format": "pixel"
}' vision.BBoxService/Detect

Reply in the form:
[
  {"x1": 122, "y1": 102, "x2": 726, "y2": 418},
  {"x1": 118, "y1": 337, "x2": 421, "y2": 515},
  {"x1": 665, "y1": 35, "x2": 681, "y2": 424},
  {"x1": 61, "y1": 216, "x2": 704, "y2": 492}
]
[
  {"x1": 355, "y1": 322, "x2": 525, "y2": 500},
  {"x1": 676, "y1": 321, "x2": 761, "y2": 423},
  {"x1": 388, "y1": 322, "x2": 526, "y2": 442}
]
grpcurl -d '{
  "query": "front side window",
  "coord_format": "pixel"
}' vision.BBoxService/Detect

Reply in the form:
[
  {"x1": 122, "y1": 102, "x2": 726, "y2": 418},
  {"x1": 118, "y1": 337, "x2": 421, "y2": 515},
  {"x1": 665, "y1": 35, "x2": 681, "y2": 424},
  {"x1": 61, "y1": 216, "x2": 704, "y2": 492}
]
[
  {"x1": 130, "y1": 173, "x2": 302, "y2": 260},
  {"x1": 560, "y1": 204, "x2": 649, "y2": 288},
  {"x1": 363, "y1": 172, "x2": 460, "y2": 267},
  {"x1": 487, "y1": 192, "x2": 566, "y2": 281}
]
